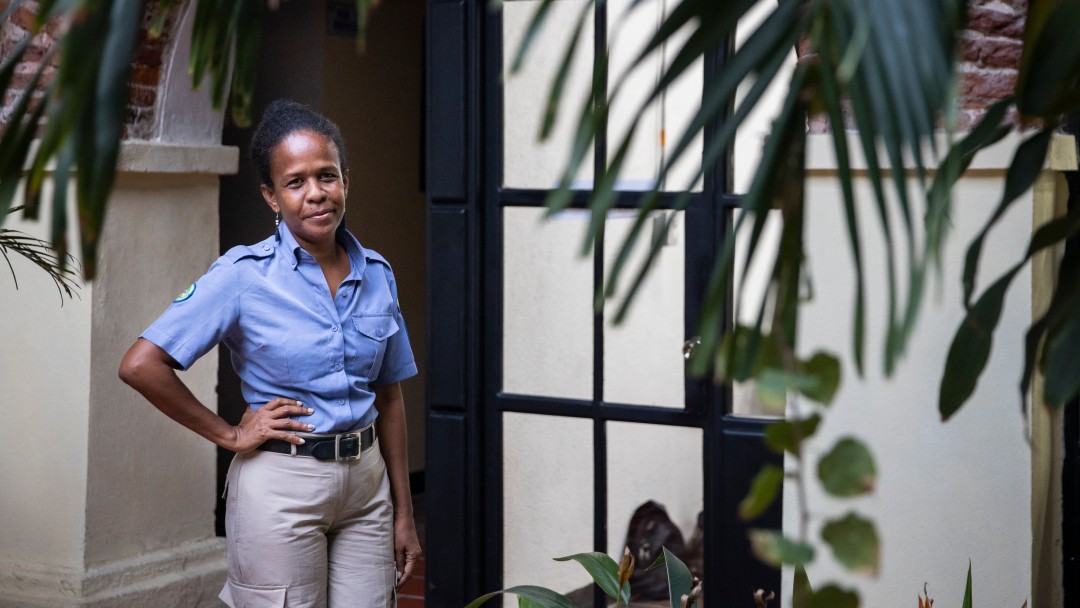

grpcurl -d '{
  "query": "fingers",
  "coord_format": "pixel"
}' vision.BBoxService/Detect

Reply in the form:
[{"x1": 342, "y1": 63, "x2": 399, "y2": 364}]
[
  {"x1": 263, "y1": 398, "x2": 313, "y2": 416},
  {"x1": 396, "y1": 552, "x2": 419, "y2": 588},
  {"x1": 236, "y1": 399, "x2": 317, "y2": 447}
]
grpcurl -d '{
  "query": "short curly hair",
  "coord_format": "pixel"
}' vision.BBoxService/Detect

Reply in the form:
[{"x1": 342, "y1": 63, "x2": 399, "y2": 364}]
[{"x1": 249, "y1": 99, "x2": 348, "y2": 188}]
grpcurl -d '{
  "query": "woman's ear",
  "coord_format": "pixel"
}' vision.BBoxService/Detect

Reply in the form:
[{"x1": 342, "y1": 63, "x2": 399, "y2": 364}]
[
  {"x1": 342, "y1": 171, "x2": 349, "y2": 198},
  {"x1": 260, "y1": 184, "x2": 278, "y2": 213}
]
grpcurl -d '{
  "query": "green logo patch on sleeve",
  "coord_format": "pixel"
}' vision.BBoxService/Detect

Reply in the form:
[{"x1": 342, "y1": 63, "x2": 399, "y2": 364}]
[{"x1": 174, "y1": 283, "x2": 196, "y2": 303}]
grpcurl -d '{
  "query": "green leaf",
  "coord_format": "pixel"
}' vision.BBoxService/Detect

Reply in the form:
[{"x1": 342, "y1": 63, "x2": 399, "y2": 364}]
[
  {"x1": 739, "y1": 464, "x2": 784, "y2": 521},
  {"x1": 801, "y1": 352, "x2": 842, "y2": 404},
  {"x1": 509, "y1": 0, "x2": 556, "y2": 74},
  {"x1": 748, "y1": 529, "x2": 814, "y2": 568},
  {"x1": 538, "y1": 0, "x2": 592, "y2": 141},
  {"x1": 764, "y1": 414, "x2": 822, "y2": 455},
  {"x1": 660, "y1": 547, "x2": 694, "y2": 608},
  {"x1": 962, "y1": 561, "x2": 973, "y2": 608},
  {"x1": 465, "y1": 585, "x2": 576, "y2": 608},
  {"x1": 792, "y1": 565, "x2": 813, "y2": 608},
  {"x1": 821, "y1": 512, "x2": 880, "y2": 575},
  {"x1": 1041, "y1": 269, "x2": 1080, "y2": 407},
  {"x1": 756, "y1": 368, "x2": 799, "y2": 411},
  {"x1": 809, "y1": 584, "x2": 860, "y2": 608},
  {"x1": 818, "y1": 437, "x2": 876, "y2": 497},
  {"x1": 1015, "y1": 0, "x2": 1080, "y2": 117},
  {"x1": 552, "y1": 552, "x2": 627, "y2": 603},
  {"x1": 815, "y1": 28, "x2": 866, "y2": 375},
  {"x1": 961, "y1": 129, "x2": 1053, "y2": 307},
  {"x1": 939, "y1": 270, "x2": 1017, "y2": 420}
]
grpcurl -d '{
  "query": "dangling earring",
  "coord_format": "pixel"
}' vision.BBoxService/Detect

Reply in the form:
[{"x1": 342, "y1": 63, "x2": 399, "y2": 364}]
[{"x1": 274, "y1": 212, "x2": 281, "y2": 227}]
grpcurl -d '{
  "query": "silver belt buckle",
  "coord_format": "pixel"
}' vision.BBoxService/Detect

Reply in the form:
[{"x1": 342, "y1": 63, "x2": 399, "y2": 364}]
[{"x1": 335, "y1": 432, "x2": 362, "y2": 461}]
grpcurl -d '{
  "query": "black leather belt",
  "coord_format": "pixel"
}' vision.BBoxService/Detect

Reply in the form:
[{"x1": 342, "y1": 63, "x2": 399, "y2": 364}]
[{"x1": 257, "y1": 426, "x2": 376, "y2": 461}]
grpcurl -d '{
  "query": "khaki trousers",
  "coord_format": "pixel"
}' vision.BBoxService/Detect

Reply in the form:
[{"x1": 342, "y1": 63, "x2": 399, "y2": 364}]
[{"x1": 219, "y1": 438, "x2": 396, "y2": 608}]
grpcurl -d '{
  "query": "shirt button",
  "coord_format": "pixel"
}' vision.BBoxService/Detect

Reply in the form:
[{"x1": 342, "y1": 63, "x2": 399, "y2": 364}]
[
  {"x1": 262, "y1": 244, "x2": 271, "y2": 251},
  {"x1": 331, "y1": 325, "x2": 339, "y2": 332},
  {"x1": 337, "y1": 399, "x2": 345, "y2": 405},
  {"x1": 375, "y1": 328, "x2": 383, "y2": 337}
]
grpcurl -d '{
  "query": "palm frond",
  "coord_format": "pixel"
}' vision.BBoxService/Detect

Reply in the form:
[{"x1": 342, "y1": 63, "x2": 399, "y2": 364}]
[{"x1": 0, "y1": 210, "x2": 81, "y2": 304}]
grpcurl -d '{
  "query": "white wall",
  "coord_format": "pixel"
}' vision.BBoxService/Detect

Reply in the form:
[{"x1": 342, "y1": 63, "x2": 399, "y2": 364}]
[
  {"x1": 0, "y1": 186, "x2": 92, "y2": 574},
  {"x1": 781, "y1": 134, "x2": 1072, "y2": 606}
]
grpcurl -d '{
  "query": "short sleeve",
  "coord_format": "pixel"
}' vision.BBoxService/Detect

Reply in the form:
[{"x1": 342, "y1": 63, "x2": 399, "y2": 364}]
[
  {"x1": 140, "y1": 257, "x2": 246, "y2": 370},
  {"x1": 372, "y1": 265, "x2": 418, "y2": 386}
]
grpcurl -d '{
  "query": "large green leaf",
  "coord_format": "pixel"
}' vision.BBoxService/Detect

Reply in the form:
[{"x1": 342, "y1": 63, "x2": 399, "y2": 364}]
[
  {"x1": 817, "y1": 437, "x2": 876, "y2": 497},
  {"x1": 821, "y1": 512, "x2": 880, "y2": 575},
  {"x1": 809, "y1": 585, "x2": 860, "y2": 608},
  {"x1": 792, "y1": 565, "x2": 813, "y2": 608},
  {"x1": 465, "y1": 585, "x2": 577, "y2": 608},
  {"x1": 552, "y1": 552, "x2": 628, "y2": 603},
  {"x1": 644, "y1": 547, "x2": 695, "y2": 608}
]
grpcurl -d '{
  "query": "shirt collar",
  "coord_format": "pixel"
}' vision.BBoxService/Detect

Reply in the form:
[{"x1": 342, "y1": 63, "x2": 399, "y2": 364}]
[{"x1": 275, "y1": 221, "x2": 366, "y2": 280}]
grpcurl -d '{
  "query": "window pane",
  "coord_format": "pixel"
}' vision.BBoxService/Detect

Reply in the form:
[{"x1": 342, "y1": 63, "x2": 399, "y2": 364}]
[
  {"x1": 607, "y1": 421, "x2": 703, "y2": 603},
  {"x1": 608, "y1": 0, "x2": 703, "y2": 192},
  {"x1": 603, "y1": 210, "x2": 685, "y2": 408},
  {"x1": 732, "y1": 0, "x2": 799, "y2": 194},
  {"x1": 503, "y1": 0, "x2": 595, "y2": 190},
  {"x1": 731, "y1": 208, "x2": 783, "y2": 418},
  {"x1": 503, "y1": 207, "x2": 594, "y2": 400},
  {"x1": 503, "y1": 413, "x2": 594, "y2": 601}
]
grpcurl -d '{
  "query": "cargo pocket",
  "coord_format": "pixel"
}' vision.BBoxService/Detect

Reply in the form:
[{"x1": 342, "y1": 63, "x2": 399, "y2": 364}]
[
  {"x1": 219, "y1": 578, "x2": 287, "y2": 608},
  {"x1": 351, "y1": 313, "x2": 400, "y2": 380}
]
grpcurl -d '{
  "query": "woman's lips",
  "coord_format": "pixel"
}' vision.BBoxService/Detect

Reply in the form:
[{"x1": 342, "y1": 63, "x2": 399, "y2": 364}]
[{"x1": 307, "y1": 208, "x2": 335, "y2": 220}]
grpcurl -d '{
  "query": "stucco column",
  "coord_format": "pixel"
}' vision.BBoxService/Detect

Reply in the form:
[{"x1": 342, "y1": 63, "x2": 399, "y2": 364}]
[{"x1": 0, "y1": 142, "x2": 237, "y2": 607}]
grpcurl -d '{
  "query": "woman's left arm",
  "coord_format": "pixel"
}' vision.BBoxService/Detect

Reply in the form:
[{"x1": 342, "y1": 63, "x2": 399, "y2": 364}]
[{"x1": 374, "y1": 382, "x2": 421, "y2": 588}]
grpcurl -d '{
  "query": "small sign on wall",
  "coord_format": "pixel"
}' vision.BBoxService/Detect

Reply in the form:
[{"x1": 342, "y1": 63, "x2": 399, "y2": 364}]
[{"x1": 327, "y1": 1, "x2": 358, "y2": 37}]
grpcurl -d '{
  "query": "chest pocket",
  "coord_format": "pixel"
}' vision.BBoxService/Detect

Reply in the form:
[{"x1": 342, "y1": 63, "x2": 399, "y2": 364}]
[{"x1": 351, "y1": 313, "x2": 400, "y2": 381}]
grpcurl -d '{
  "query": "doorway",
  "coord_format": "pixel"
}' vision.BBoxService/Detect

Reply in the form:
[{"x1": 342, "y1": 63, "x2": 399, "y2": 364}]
[{"x1": 215, "y1": 0, "x2": 428, "y2": 535}]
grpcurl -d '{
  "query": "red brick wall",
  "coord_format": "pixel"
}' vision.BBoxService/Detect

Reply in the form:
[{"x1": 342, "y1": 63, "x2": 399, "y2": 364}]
[
  {"x1": 958, "y1": 0, "x2": 1027, "y2": 130},
  {"x1": 0, "y1": 0, "x2": 178, "y2": 139}
]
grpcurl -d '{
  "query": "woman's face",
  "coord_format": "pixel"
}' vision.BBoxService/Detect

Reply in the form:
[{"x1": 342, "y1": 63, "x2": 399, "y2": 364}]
[{"x1": 261, "y1": 130, "x2": 349, "y2": 249}]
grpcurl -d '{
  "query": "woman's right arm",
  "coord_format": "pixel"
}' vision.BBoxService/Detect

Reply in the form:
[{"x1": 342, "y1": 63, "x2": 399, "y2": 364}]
[{"x1": 119, "y1": 338, "x2": 313, "y2": 452}]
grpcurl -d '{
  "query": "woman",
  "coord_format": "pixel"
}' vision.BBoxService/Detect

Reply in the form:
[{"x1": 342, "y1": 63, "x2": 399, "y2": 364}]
[{"x1": 119, "y1": 99, "x2": 421, "y2": 607}]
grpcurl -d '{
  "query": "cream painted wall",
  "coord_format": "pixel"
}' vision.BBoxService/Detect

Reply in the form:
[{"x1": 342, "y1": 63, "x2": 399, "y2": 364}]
[
  {"x1": 782, "y1": 134, "x2": 1056, "y2": 606},
  {"x1": 0, "y1": 142, "x2": 236, "y2": 605},
  {"x1": 0, "y1": 186, "x2": 91, "y2": 572},
  {"x1": 85, "y1": 171, "x2": 221, "y2": 566}
]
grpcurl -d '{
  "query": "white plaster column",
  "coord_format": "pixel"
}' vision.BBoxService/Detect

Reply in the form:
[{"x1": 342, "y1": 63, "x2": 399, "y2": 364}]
[{"x1": 0, "y1": 142, "x2": 237, "y2": 607}]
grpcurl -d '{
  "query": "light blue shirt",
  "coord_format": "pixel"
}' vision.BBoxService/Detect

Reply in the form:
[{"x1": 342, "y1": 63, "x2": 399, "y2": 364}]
[{"x1": 141, "y1": 223, "x2": 418, "y2": 433}]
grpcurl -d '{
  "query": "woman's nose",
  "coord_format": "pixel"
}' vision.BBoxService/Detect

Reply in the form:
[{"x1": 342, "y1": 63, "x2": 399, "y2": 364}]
[{"x1": 305, "y1": 178, "x2": 327, "y2": 201}]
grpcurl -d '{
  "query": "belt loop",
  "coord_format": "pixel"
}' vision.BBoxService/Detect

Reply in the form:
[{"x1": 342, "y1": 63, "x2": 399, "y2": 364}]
[
  {"x1": 290, "y1": 442, "x2": 297, "y2": 457},
  {"x1": 335, "y1": 434, "x2": 342, "y2": 460}
]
